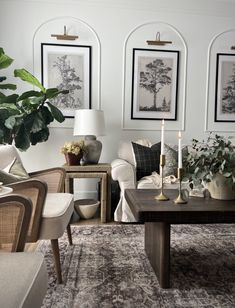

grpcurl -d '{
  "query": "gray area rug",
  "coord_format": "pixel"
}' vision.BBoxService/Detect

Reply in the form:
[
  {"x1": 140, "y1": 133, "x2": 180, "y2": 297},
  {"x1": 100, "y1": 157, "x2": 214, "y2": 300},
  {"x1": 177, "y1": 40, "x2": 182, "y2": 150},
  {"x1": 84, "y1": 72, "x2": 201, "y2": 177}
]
[{"x1": 38, "y1": 224, "x2": 235, "y2": 308}]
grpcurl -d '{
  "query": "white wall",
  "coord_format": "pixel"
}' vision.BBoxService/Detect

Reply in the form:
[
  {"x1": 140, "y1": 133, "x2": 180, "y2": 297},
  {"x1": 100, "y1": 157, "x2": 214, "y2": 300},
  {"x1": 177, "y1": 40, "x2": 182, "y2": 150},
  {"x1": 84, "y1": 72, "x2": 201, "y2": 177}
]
[{"x1": 1, "y1": 0, "x2": 235, "y2": 176}]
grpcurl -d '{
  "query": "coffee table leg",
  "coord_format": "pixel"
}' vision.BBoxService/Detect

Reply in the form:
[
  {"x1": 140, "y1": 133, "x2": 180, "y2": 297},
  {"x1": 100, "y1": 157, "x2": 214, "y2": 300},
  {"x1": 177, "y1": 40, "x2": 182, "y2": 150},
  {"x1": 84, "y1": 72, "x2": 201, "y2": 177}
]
[{"x1": 145, "y1": 222, "x2": 170, "y2": 288}]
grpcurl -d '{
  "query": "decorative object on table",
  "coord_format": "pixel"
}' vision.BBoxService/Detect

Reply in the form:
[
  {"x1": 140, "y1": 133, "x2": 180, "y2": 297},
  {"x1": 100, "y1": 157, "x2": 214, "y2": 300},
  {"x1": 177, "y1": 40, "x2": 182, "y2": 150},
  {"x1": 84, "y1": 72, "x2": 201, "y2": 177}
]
[
  {"x1": 155, "y1": 120, "x2": 169, "y2": 201},
  {"x1": 174, "y1": 168, "x2": 187, "y2": 204},
  {"x1": 215, "y1": 53, "x2": 235, "y2": 122},
  {"x1": 0, "y1": 48, "x2": 68, "y2": 151},
  {"x1": 184, "y1": 133, "x2": 235, "y2": 200},
  {"x1": 74, "y1": 199, "x2": 100, "y2": 219},
  {"x1": 131, "y1": 48, "x2": 179, "y2": 120},
  {"x1": 41, "y1": 43, "x2": 91, "y2": 118},
  {"x1": 61, "y1": 141, "x2": 86, "y2": 165},
  {"x1": 174, "y1": 131, "x2": 187, "y2": 204},
  {"x1": 73, "y1": 109, "x2": 106, "y2": 164}
]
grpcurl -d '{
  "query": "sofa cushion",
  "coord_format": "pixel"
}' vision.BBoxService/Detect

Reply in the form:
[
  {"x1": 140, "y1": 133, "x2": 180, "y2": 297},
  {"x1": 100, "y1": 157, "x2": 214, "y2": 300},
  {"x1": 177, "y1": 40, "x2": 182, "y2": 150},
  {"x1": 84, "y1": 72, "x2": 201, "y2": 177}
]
[
  {"x1": 0, "y1": 252, "x2": 47, "y2": 308},
  {"x1": 164, "y1": 144, "x2": 188, "y2": 176},
  {"x1": 3, "y1": 157, "x2": 29, "y2": 180},
  {"x1": 0, "y1": 169, "x2": 21, "y2": 185},
  {"x1": 0, "y1": 157, "x2": 29, "y2": 185},
  {"x1": 118, "y1": 139, "x2": 152, "y2": 165},
  {"x1": 132, "y1": 142, "x2": 160, "y2": 181}
]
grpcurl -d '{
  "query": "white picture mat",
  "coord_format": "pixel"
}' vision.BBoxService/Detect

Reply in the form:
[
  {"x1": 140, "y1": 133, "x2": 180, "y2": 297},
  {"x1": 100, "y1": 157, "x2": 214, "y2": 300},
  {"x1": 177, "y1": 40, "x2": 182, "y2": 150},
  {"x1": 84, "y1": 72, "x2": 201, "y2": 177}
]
[
  {"x1": 42, "y1": 44, "x2": 91, "y2": 118},
  {"x1": 132, "y1": 49, "x2": 178, "y2": 120}
]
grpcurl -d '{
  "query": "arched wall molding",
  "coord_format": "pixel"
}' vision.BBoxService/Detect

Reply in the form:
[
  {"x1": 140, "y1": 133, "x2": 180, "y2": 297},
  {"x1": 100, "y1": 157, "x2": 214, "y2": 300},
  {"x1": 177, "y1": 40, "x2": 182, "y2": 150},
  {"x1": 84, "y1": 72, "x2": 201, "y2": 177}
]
[
  {"x1": 205, "y1": 28, "x2": 235, "y2": 132},
  {"x1": 33, "y1": 16, "x2": 101, "y2": 128},
  {"x1": 122, "y1": 21, "x2": 188, "y2": 131}
]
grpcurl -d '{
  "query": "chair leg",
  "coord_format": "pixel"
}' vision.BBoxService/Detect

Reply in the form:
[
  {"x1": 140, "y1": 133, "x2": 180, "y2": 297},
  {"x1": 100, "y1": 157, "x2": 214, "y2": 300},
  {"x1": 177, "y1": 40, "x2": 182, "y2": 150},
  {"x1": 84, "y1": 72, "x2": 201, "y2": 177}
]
[
  {"x1": 67, "y1": 224, "x2": 73, "y2": 246},
  {"x1": 51, "y1": 239, "x2": 63, "y2": 284}
]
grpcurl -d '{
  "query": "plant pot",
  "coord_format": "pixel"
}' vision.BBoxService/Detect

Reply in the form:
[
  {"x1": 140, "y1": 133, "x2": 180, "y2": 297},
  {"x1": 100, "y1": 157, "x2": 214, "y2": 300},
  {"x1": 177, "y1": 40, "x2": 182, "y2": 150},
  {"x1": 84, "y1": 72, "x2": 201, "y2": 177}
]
[
  {"x1": 65, "y1": 153, "x2": 82, "y2": 166},
  {"x1": 206, "y1": 173, "x2": 235, "y2": 200}
]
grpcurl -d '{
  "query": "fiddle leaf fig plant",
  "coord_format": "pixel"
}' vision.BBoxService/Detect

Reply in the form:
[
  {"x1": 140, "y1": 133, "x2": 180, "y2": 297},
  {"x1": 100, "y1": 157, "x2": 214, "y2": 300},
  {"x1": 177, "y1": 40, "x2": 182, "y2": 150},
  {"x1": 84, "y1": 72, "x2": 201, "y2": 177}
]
[
  {"x1": 0, "y1": 48, "x2": 68, "y2": 151},
  {"x1": 184, "y1": 133, "x2": 235, "y2": 189}
]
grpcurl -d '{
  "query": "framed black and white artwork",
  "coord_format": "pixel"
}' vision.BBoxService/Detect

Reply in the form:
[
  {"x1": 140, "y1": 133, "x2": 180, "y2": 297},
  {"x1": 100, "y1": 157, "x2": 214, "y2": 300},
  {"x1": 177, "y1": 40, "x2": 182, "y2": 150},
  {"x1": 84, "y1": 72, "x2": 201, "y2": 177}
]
[
  {"x1": 41, "y1": 43, "x2": 91, "y2": 118},
  {"x1": 215, "y1": 53, "x2": 235, "y2": 122},
  {"x1": 131, "y1": 48, "x2": 179, "y2": 120}
]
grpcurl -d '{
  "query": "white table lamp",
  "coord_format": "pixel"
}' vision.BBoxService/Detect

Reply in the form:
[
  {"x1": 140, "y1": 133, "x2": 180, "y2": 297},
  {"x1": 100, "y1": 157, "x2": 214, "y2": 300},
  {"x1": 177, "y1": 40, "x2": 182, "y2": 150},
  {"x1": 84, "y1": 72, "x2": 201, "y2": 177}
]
[{"x1": 73, "y1": 109, "x2": 106, "y2": 164}]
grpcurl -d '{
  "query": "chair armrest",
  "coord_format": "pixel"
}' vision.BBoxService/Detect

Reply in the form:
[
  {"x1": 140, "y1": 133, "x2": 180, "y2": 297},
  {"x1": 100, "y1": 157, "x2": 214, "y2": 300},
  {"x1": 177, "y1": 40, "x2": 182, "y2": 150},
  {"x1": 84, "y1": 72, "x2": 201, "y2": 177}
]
[
  {"x1": 111, "y1": 159, "x2": 136, "y2": 184},
  {"x1": 0, "y1": 194, "x2": 32, "y2": 252},
  {"x1": 7, "y1": 179, "x2": 47, "y2": 243},
  {"x1": 29, "y1": 167, "x2": 65, "y2": 193}
]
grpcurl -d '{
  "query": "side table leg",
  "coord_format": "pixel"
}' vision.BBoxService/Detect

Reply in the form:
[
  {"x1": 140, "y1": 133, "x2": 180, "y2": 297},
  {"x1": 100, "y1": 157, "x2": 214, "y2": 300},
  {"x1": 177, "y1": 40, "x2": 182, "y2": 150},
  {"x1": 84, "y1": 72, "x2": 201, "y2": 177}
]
[
  {"x1": 145, "y1": 222, "x2": 170, "y2": 288},
  {"x1": 100, "y1": 174, "x2": 107, "y2": 223}
]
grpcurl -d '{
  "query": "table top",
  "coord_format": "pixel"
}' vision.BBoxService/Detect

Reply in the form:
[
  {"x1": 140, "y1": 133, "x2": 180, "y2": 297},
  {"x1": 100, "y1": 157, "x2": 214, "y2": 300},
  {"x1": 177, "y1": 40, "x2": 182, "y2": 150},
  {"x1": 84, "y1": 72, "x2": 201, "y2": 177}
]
[
  {"x1": 63, "y1": 163, "x2": 111, "y2": 172},
  {"x1": 125, "y1": 189, "x2": 235, "y2": 224}
]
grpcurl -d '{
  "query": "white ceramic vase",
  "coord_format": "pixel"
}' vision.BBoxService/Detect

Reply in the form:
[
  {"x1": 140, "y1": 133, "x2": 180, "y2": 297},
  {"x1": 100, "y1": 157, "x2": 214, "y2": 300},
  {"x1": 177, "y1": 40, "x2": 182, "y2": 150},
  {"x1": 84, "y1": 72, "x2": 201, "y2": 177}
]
[{"x1": 206, "y1": 173, "x2": 235, "y2": 200}]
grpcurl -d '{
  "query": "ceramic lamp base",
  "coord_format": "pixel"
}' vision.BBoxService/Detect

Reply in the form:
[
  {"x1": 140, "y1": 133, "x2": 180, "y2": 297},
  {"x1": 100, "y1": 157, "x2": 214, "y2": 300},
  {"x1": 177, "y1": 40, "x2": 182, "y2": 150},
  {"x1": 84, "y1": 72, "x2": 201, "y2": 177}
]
[{"x1": 83, "y1": 135, "x2": 102, "y2": 164}]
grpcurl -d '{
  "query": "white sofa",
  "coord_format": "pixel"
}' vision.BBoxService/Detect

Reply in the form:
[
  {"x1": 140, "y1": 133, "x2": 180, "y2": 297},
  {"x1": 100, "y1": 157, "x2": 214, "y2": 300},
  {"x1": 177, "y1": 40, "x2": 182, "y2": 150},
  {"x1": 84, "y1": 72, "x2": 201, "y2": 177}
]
[{"x1": 111, "y1": 139, "x2": 187, "y2": 222}]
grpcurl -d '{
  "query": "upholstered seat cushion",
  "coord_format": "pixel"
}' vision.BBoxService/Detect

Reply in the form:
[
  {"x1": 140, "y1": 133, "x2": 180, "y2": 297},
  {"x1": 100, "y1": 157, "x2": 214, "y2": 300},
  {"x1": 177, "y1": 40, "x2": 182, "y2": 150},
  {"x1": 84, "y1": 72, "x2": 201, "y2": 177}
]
[
  {"x1": 0, "y1": 252, "x2": 47, "y2": 308},
  {"x1": 39, "y1": 193, "x2": 74, "y2": 239}
]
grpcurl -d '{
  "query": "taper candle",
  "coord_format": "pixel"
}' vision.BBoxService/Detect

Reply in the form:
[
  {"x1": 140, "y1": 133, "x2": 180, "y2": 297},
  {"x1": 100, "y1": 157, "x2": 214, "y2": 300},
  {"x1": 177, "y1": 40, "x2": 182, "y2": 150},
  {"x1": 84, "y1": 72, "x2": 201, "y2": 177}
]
[
  {"x1": 178, "y1": 131, "x2": 182, "y2": 168},
  {"x1": 161, "y1": 119, "x2": 165, "y2": 155}
]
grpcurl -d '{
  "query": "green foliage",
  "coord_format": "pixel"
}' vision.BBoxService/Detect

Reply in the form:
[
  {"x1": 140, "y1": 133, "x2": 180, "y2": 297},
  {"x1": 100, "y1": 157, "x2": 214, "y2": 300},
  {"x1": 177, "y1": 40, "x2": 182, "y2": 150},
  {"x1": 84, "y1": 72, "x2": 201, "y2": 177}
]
[
  {"x1": 184, "y1": 133, "x2": 235, "y2": 189},
  {"x1": 0, "y1": 48, "x2": 68, "y2": 151}
]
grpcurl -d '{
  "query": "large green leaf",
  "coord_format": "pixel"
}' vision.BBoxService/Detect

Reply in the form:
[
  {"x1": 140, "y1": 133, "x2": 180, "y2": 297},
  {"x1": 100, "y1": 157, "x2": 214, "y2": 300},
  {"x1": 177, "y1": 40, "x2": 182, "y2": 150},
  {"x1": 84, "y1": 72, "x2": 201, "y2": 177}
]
[
  {"x1": 14, "y1": 69, "x2": 46, "y2": 93},
  {"x1": 14, "y1": 125, "x2": 30, "y2": 151},
  {"x1": 0, "y1": 94, "x2": 19, "y2": 104},
  {"x1": 40, "y1": 106, "x2": 54, "y2": 125},
  {"x1": 24, "y1": 112, "x2": 45, "y2": 133},
  {"x1": 0, "y1": 76, "x2": 7, "y2": 82},
  {"x1": 30, "y1": 127, "x2": 49, "y2": 145},
  {"x1": 46, "y1": 88, "x2": 69, "y2": 99},
  {"x1": 4, "y1": 115, "x2": 16, "y2": 129},
  {"x1": 0, "y1": 122, "x2": 12, "y2": 144},
  {"x1": 0, "y1": 109, "x2": 10, "y2": 121},
  {"x1": 0, "y1": 83, "x2": 17, "y2": 90},
  {"x1": 4, "y1": 114, "x2": 24, "y2": 129},
  {"x1": 0, "y1": 50, "x2": 14, "y2": 70},
  {"x1": 47, "y1": 102, "x2": 65, "y2": 123},
  {"x1": 17, "y1": 90, "x2": 42, "y2": 101}
]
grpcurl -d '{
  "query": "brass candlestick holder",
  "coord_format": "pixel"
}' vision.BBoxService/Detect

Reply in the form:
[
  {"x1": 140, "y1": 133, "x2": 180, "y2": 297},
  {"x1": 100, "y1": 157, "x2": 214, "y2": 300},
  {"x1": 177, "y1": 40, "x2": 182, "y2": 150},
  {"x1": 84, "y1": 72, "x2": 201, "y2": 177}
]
[
  {"x1": 174, "y1": 168, "x2": 187, "y2": 204},
  {"x1": 155, "y1": 154, "x2": 169, "y2": 201}
]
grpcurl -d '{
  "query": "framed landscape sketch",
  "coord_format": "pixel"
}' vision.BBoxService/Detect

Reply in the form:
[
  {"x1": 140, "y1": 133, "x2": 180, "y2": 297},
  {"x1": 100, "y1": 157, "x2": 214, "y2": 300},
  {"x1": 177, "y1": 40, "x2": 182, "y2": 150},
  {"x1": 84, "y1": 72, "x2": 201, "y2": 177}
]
[
  {"x1": 215, "y1": 53, "x2": 235, "y2": 122},
  {"x1": 131, "y1": 48, "x2": 179, "y2": 120},
  {"x1": 41, "y1": 43, "x2": 91, "y2": 118}
]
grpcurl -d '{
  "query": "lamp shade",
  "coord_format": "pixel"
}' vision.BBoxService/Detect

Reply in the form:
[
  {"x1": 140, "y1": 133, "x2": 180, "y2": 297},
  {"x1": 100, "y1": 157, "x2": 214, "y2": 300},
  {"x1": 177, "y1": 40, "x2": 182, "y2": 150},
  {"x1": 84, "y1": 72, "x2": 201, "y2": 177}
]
[{"x1": 73, "y1": 109, "x2": 105, "y2": 137}]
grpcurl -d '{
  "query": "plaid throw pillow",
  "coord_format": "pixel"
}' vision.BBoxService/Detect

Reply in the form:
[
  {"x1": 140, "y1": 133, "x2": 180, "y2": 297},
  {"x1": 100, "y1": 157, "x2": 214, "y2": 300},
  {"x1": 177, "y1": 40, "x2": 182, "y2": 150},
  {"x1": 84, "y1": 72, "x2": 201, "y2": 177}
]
[{"x1": 132, "y1": 142, "x2": 160, "y2": 181}]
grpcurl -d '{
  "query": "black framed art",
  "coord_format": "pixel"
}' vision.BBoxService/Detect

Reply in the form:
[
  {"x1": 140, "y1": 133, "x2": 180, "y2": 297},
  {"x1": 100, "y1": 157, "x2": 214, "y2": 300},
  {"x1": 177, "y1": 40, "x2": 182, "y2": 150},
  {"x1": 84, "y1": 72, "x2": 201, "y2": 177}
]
[
  {"x1": 41, "y1": 43, "x2": 91, "y2": 118},
  {"x1": 215, "y1": 53, "x2": 235, "y2": 122},
  {"x1": 131, "y1": 48, "x2": 179, "y2": 121}
]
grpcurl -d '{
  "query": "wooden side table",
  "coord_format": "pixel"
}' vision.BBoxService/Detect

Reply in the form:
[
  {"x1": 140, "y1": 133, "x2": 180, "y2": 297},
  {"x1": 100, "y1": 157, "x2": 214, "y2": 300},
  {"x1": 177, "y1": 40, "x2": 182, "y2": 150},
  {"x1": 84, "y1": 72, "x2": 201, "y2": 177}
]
[{"x1": 63, "y1": 163, "x2": 111, "y2": 223}]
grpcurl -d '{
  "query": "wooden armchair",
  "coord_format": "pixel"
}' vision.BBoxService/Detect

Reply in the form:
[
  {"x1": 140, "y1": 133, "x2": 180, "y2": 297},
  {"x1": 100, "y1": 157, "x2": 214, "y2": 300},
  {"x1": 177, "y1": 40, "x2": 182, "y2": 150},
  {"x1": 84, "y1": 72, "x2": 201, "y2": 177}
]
[
  {"x1": 0, "y1": 145, "x2": 74, "y2": 283},
  {"x1": 0, "y1": 194, "x2": 32, "y2": 252},
  {"x1": 0, "y1": 194, "x2": 48, "y2": 308}
]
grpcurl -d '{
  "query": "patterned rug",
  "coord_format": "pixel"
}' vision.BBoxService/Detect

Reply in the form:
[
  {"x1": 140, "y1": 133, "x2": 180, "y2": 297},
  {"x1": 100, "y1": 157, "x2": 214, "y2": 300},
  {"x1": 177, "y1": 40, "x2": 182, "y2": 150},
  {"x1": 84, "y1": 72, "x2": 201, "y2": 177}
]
[{"x1": 38, "y1": 224, "x2": 235, "y2": 308}]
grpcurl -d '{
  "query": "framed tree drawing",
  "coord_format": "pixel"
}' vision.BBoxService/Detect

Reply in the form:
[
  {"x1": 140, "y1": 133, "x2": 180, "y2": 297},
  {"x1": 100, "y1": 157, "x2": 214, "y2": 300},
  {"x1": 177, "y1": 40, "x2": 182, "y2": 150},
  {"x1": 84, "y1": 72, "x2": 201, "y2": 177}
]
[
  {"x1": 41, "y1": 43, "x2": 91, "y2": 118},
  {"x1": 215, "y1": 53, "x2": 235, "y2": 122},
  {"x1": 131, "y1": 48, "x2": 179, "y2": 120}
]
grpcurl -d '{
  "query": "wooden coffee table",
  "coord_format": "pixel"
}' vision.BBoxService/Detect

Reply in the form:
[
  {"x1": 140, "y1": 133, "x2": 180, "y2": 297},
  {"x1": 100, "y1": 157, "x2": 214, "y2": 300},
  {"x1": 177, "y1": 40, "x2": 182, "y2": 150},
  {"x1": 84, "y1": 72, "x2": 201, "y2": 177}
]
[{"x1": 125, "y1": 189, "x2": 235, "y2": 288}]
